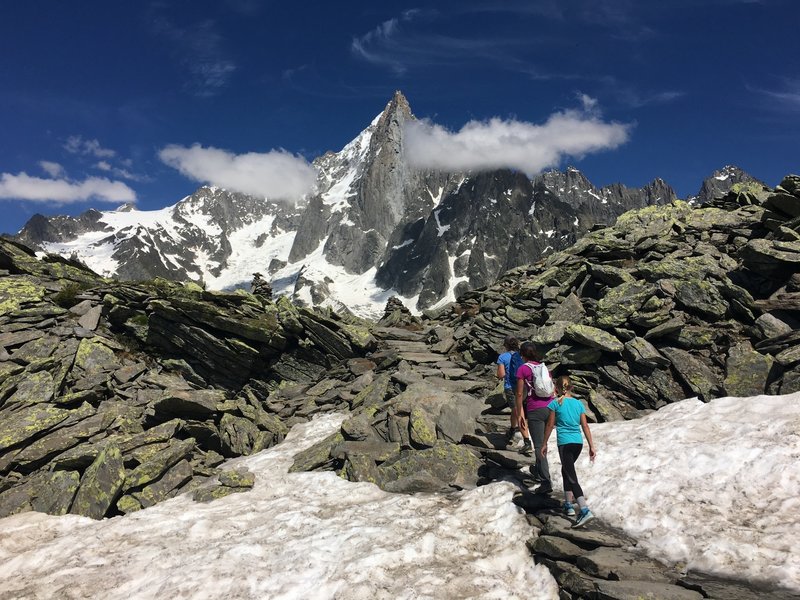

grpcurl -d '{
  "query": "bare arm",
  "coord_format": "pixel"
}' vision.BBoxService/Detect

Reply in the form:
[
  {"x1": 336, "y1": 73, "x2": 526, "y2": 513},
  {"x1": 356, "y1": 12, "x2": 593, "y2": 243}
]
[
  {"x1": 515, "y1": 378, "x2": 527, "y2": 436},
  {"x1": 541, "y1": 410, "x2": 556, "y2": 456},
  {"x1": 496, "y1": 363, "x2": 506, "y2": 380},
  {"x1": 580, "y1": 414, "x2": 596, "y2": 460}
]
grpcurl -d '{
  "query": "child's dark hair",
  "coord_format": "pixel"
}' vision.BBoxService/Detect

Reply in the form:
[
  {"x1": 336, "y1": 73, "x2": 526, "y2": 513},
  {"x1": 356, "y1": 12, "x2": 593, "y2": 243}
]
[
  {"x1": 503, "y1": 336, "x2": 520, "y2": 351},
  {"x1": 519, "y1": 341, "x2": 541, "y2": 361},
  {"x1": 554, "y1": 375, "x2": 572, "y2": 404}
]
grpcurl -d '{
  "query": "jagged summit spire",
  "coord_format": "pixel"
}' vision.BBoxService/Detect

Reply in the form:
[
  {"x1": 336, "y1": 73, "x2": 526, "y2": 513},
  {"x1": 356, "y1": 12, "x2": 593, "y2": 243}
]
[{"x1": 381, "y1": 90, "x2": 413, "y2": 121}]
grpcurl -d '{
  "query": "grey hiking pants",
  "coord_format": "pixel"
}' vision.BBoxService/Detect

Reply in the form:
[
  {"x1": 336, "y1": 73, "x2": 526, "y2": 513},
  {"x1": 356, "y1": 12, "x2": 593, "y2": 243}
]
[{"x1": 527, "y1": 406, "x2": 551, "y2": 486}]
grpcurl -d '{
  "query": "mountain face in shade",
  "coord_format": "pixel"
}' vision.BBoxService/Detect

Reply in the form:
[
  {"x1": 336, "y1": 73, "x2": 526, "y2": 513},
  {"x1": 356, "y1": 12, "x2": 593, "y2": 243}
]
[
  {"x1": 11, "y1": 92, "x2": 753, "y2": 318},
  {"x1": 693, "y1": 165, "x2": 765, "y2": 205}
]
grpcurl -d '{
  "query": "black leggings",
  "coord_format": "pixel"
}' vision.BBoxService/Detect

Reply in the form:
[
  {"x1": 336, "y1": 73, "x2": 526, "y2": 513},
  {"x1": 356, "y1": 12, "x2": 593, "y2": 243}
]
[{"x1": 558, "y1": 444, "x2": 584, "y2": 499}]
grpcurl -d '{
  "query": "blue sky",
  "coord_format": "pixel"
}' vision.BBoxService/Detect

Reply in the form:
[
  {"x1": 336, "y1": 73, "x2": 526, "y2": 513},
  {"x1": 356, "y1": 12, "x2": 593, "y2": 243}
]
[{"x1": 1, "y1": 0, "x2": 798, "y2": 234}]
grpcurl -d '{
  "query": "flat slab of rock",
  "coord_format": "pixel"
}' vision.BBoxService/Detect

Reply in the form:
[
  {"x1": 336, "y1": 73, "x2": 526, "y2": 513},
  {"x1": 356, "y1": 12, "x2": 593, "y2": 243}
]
[
  {"x1": 372, "y1": 327, "x2": 425, "y2": 341},
  {"x1": 382, "y1": 340, "x2": 430, "y2": 351},
  {"x1": 678, "y1": 572, "x2": 800, "y2": 600},
  {"x1": 0, "y1": 330, "x2": 42, "y2": 348},
  {"x1": 398, "y1": 352, "x2": 447, "y2": 364},
  {"x1": 532, "y1": 534, "x2": 587, "y2": 560},
  {"x1": 152, "y1": 389, "x2": 225, "y2": 417},
  {"x1": 577, "y1": 546, "x2": 677, "y2": 583},
  {"x1": 332, "y1": 441, "x2": 400, "y2": 462},
  {"x1": 541, "y1": 559, "x2": 602, "y2": 598},
  {"x1": 755, "y1": 313, "x2": 794, "y2": 339},
  {"x1": 567, "y1": 324, "x2": 624, "y2": 353},
  {"x1": 193, "y1": 467, "x2": 255, "y2": 503},
  {"x1": 482, "y1": 448, "x2": 535, "y2": 468},
  {"x1": 113, "y1": 363, "x2": 148, "y2": 384},
  {"x1": 0, "y1": 404, "x2": 71, "y2": 452},
  {"x1": 69, "y1": 300, "x2": 95, "y2": 316},
  {"x1": 595, "y1": 580, "x2": 703, "y2": 600},
  {"x1": 542, "y1": 516, "x2": 638, "y2": 548},
  {"x1": 440, "y1": 367, "x2": 468, "y2": 378},
  {"x1": 461, "y1": 433, "x2": 502, "y2": 450},
  {"x1": 78, "y1": 305, "x2": 103, "y2": 331}
]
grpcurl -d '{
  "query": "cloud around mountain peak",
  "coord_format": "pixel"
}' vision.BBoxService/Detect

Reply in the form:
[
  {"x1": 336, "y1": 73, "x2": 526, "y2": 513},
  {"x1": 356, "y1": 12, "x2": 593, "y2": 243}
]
[
  {"x1": 158, "y1": 144, "x2": 318, "y2": 201},
  {"x1": 403, "y1": 99, "x2": 631, "y2": 175}
]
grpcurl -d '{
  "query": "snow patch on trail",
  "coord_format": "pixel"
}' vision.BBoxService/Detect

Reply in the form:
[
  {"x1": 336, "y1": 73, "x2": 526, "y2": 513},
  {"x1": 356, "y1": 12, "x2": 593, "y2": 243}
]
[{"x1": 0, "y1": 414, "x2": 557, "y2": 600}]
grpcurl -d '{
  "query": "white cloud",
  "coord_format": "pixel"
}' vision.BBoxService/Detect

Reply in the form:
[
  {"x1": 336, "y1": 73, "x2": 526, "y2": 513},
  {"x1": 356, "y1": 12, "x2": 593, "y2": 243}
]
[
  {"x1": 578, "y1": 93, "x2": 599, "y2": 111},
  {"x1": 64, "y1": 136, "x2": 116, "y2": 158},
  {"x1": 95, "y1": 161, "x2": 112, "y2": 171},
  {"x1": 0, "y1": 172, "x2": 136, "y2": 204},
  {"x1": 159, "y1": 144, "x2": 318, "y2": 200},
  {"x1": 403, "y1": 102, "x2": 630, "y2": 175},
  {"x1": 39, "y1": 161, "x2": 65, "y2": 178}
]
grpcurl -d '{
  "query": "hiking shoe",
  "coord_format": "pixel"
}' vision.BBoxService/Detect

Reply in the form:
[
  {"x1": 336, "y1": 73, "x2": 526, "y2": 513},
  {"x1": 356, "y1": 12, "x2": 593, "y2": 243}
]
[
  {"x1": 572, "y1": 508, "x2": 594, "y2": 528},
  {"x1": 563, "y1": 502, "x2": 576, "y2": 517},
  {"x1": 533, "y1": 483, "x2": 553, "y2": 495},
  {"x1": 506, "y1": 430, "x2": 524, "y2": 450}
]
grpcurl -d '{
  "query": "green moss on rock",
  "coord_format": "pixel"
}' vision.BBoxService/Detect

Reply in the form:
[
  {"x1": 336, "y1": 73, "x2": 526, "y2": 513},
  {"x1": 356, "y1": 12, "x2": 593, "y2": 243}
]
[
  {"x1": 409, "y1": 407, "x2": 438, "y2": 448},
  {"x1": 0, "y1": 277, "x2": 45, "y2": 316}
]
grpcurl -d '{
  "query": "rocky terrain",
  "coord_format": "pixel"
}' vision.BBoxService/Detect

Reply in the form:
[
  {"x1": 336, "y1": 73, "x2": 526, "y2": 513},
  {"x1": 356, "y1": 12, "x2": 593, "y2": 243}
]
[
  {"x1": 1, "y1": 174, "x2": 799, "y2": 599},
  {"x1": 436, "y1": 177, "x2": 800, "y2": 414},
  {"x1": 0, "y1": 238, "x2": 376, "y2": 518},
  {"x1": 10, "y1": 92, "x2": 754, "y2": 318}
]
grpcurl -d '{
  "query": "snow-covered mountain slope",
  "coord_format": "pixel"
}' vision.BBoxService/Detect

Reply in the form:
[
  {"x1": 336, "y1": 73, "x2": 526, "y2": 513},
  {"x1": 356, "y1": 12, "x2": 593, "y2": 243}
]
[
  {"x1": 29, "y1": 186, "x2": 303, "y2": 287},
  {"x1": 13, "y1": 92, "x2": 757, "y2": 319}
]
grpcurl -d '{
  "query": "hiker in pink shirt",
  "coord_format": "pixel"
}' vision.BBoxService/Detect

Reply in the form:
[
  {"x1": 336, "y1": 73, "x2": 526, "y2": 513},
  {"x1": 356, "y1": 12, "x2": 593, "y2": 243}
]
[{"x1": 515, "y1": 341, "x2": 555, "y2": 494}]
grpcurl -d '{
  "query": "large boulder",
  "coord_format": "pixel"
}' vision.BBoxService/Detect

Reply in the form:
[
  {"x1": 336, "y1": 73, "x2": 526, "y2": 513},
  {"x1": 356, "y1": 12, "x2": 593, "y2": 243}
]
[
  {"x1": 378, "y1": 441, "x2": 482, "y2": 492},
  {"x1": 566, "y1": 324, "x2": 624, "y2": 353},
  {"x1": 0, "y1": 470, "x2": 81, "y2": 518},
  {"x1": 724, "y1": 343, "x2": 774, "y2": 397},
  {"x1": 70, "y1": 445, "x2": 126, "y2": 519}
]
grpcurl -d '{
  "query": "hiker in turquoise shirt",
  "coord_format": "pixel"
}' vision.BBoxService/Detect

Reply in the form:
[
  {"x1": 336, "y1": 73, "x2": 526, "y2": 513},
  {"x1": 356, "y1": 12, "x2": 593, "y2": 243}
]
[{"x1": 542, "y1": 375, "x2": 597, "y2": 528}]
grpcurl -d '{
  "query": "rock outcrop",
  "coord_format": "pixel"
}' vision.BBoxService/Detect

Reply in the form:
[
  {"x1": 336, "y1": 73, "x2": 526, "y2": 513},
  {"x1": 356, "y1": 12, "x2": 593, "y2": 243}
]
[
  {"x1": 433, "y1": 175, "x2": 800, "y2": 418},
  {"x1": 0, "y1": 237, "x2": 375, "y2": 519}
]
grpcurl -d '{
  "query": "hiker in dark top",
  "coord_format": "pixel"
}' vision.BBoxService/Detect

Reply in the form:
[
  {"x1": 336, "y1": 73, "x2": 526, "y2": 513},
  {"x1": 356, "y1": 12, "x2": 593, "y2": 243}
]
[
  {"x1": 515, "y1": 341, "x2": 555, "y2": 494},
  {"x1": 496, "y1": 336, "x2": 527, "y2": 452}
]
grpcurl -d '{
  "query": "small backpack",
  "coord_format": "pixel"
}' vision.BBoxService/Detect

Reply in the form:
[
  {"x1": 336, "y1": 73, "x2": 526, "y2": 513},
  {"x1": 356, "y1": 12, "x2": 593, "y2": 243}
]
[
  {"x1": 524, "y1": 362, "x2": 554, "y2": 398},
  {"x1": 508, "y1": 351, "x2": 523, "y2": 387}
]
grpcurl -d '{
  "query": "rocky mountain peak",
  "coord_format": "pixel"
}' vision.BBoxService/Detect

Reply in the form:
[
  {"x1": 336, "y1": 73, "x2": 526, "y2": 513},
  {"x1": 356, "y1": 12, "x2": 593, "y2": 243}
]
[
  {"x1": 370, "y1": 90, "x2": 413, "y2": 149},
  {"x1": 7, "y1": 91, "x2": 767, "y2": 319},
  {"x1": 694, "y1": 164, "x2": 765, "y2": 205},
  {"x1": 385, "y1": 90, "x2": 412, "y2": 117}
]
